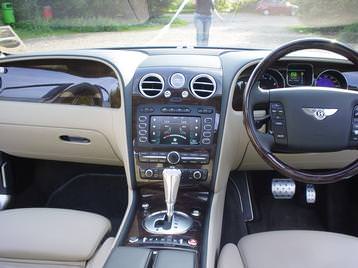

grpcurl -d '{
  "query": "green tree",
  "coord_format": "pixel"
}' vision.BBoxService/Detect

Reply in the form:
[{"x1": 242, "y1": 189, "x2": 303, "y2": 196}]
[
  {"x1": 297, "y1": 0, "x2": 358, "y2": 26},
  {"x1": 147, "y1": 0, "x2": 171, "y2": 18}
]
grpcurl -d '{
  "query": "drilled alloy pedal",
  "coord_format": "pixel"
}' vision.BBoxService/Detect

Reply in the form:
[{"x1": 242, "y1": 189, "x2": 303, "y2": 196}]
[
  {"x1": 306, "y1": 184, "x2": 316, "y2": 204},
  {"x1": 272, "y1": 178, "x2": 296, "y2": 199}
]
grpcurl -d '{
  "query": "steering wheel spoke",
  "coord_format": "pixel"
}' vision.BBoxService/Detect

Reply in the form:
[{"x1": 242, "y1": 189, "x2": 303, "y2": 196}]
[{"x1": 247, "y1": 87, "x2": 269, "y2": 109}]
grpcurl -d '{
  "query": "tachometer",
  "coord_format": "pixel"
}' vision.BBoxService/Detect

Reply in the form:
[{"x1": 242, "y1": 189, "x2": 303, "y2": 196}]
[
  {"x1": 315, "y1": 70, "x2": 348, "y2": 89},
  {"x1": 259, "y1": 69, "x2": 285, "y2": 89}
]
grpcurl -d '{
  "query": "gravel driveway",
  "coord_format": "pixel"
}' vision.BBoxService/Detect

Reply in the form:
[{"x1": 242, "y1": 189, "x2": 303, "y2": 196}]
[{"x1": 22, "y1": 13, "x2": 355, "y2": 52}]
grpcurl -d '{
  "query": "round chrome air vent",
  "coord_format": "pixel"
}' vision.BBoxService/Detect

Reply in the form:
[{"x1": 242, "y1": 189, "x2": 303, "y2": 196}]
[
  {"x1": 190, "y1": 74, "x2": 216, "y2": 99},
  {"x1": 139, "y1": 73, "x2": 164, "y2": 98}
]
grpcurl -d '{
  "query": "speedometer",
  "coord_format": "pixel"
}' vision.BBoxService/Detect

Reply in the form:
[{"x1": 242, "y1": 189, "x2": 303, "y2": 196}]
[
  {"x1": 315, "y1": 70, "x2": 348, "y2": 89},
  {"x1": 259, "y1": 69, "x2": 285, "y2": 89}
]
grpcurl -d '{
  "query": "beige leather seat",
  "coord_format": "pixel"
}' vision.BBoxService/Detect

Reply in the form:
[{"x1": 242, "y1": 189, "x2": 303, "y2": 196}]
[
  {"x1": 0, "y1": 208, "x2": 115, "y2": 268},
  {"x1": 218, "y1": 230, "x2": 358, "y2": 268}
]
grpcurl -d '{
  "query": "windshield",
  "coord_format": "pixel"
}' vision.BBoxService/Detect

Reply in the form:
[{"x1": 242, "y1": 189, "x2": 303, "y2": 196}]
[{"x1": 0, "y1": 0, "x2": 357, "y2": 52}]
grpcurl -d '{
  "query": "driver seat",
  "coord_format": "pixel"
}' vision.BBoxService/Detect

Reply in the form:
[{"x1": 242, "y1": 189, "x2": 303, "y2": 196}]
[{"x1": 218, "y1": 230, "x2": 358, "y2": 268}]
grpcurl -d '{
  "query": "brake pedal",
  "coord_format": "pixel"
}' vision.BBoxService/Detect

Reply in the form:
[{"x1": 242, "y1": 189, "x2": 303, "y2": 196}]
[
  {"x1": 272, "y1": 178, "x2": 296, "y2": 199},
  {"x1": 306, "y1": 184, "x2": 316, "y2": 204}
]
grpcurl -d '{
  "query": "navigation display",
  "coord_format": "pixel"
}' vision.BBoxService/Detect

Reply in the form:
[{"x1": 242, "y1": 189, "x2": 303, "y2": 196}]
[
  {"x1": 287, "y1": 64, "x2": 313, "y2": 86},
  {"x1": 149, "y1": 116, "x2": 201, "y2": 145},
  {"x1": 287, "y1": 69, "x2": 305, "y2": 86}
]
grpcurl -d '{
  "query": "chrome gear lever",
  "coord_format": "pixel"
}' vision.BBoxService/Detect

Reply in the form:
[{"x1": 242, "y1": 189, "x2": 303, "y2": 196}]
[
  {"x1": 143, "y1": 168, "x2": 192, "y2": 235},
  {"x1": 163, "y1": 168, "x2": 181, "y2": 221}
]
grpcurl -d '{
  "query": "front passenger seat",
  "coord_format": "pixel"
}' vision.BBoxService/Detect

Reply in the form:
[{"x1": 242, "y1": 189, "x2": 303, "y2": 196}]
[
  {"x1": 218, "y1": 230, "x2": 358, "y2": 268},
  {"x1": 0, "y1": 208, "x2": 114, "y2": 268}
]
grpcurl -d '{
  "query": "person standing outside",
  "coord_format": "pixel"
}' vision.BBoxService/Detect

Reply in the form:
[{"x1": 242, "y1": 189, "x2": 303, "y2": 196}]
[{"x1": 194, "y1": 0, "x2": 214, "y2": 47}]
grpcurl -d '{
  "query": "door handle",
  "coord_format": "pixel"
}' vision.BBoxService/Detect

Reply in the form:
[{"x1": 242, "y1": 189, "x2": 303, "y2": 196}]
[{"x1": 59, "y1": 135, "x2": 91, "y2": 144}]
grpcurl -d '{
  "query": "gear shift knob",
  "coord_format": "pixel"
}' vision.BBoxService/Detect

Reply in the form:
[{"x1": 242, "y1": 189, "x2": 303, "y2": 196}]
[{"x1": 163, "y1": 168, "x2": 181, "y2": 221}]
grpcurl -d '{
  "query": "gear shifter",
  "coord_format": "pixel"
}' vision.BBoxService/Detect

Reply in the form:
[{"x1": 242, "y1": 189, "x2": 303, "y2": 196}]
[
  {"x1": 143, "y1": 168, "x2": 193, "y2": 235},
  {"x1": 163, "y1": 168, "x2": 181, "y2": 222}
]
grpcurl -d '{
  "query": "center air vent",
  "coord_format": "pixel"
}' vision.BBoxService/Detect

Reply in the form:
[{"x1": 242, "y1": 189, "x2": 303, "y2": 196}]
[
  {"x1": 190, "y1": 74, "x2": 216, "y2": 99},
  {"x1": 139, "y1": 73, "x2": 164, "y2": 98}
]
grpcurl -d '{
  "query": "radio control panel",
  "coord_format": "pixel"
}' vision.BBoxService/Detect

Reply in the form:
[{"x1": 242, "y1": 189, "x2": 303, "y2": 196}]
[{"x1": 136, "y1": 105, "x2": 217, "y2": 146}]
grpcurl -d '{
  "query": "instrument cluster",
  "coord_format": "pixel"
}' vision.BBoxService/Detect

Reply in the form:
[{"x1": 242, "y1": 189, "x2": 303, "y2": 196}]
[{"x1": 239, "y1": 64, "x2": 349, "y2": 91}]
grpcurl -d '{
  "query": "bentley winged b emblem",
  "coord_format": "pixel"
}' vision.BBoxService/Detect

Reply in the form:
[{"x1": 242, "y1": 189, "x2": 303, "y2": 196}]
[{"x1": 302, "y1": 108, "x2": 338, "y2": 121}]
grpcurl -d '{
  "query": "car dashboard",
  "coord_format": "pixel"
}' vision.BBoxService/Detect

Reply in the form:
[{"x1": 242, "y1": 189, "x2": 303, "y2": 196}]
[{"x1": 0, "y1": 48, "x2": 356, "y2": 189}]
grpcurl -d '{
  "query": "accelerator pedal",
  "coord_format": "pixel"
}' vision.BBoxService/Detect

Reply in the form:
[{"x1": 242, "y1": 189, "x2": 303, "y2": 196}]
[{"x1": 271, "y1": 178, "x2": 296, "y2": 199}]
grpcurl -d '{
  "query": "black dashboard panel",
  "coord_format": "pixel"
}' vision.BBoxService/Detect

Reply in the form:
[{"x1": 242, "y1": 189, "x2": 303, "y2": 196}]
[{"x1": 0, "y1": 58, "x2": 121, "y2": 108}]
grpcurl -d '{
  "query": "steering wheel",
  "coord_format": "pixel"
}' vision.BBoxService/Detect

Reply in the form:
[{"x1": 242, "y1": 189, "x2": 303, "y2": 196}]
[{"x1": 243, "y1": 38, "x2": 358, "y2": 184}]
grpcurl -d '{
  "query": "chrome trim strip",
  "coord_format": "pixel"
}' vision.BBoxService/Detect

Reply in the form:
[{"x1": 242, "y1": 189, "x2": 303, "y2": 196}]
[
  {"x1": 0, "y1": 194, "x2": 10, "y2": 210},
  {"x1": 1, "y1": 162, "x2": 7, "y2": 189}
]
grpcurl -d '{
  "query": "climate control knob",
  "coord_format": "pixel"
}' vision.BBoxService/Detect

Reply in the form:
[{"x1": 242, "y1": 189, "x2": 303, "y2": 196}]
[
  {"x1": 193, "y1": 170, "x2": 202, "y2": 180},
  {"x1": 144, "y1": 169, "x2": 154, "y2": 178},
  {"x1": 167, "y1": 151, "x2": 181, "y2": 165}
]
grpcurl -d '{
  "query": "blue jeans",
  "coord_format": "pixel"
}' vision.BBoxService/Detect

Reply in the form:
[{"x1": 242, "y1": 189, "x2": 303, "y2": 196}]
[{"x1": 194, "y1": 13, "x2": 212, "y2": 47}]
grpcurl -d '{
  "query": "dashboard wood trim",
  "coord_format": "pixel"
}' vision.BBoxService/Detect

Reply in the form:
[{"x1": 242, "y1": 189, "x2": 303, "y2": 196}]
[{"x1": 0, "y1": 55, "x2": 124, "y2": 108}]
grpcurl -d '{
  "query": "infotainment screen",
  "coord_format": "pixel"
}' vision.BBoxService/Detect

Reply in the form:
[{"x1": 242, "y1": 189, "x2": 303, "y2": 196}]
[{"x1": 149, "y1": 116, "x2": 201, "y2": 145}]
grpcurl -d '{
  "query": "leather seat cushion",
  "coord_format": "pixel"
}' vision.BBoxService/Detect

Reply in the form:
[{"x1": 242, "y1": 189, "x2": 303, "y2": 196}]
[
  {"x1": 0, "y1": 208, "x2": 111, "y2": 262},
  {"x1": 218, "y1": 230, "x2": 358, "y2": 268}
]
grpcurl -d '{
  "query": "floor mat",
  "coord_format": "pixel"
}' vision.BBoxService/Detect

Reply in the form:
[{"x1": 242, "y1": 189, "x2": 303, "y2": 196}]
[
  {"x1": 247, "y1": 195, "x2": 326, "y2": 234},
  {"x1": 47, "y1": 173, "x2": 128, "y2": 237}
]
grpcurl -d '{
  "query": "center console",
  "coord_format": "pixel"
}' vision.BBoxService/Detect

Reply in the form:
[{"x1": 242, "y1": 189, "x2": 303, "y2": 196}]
[
  {"x1": 133, "y1": 68, "x2": 221, "y2": 187},
  {"x1": 126, "y1": 67, "x2": 222, "y2": 267}
]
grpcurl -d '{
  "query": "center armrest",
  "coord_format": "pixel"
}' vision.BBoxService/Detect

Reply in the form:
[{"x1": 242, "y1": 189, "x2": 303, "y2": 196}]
[
  {"x1": 0, "y1": 208, "x2": 111, "y2": 261},
  {"x1": 104, "y1": 247, "x2": 152, "y2": 268}
]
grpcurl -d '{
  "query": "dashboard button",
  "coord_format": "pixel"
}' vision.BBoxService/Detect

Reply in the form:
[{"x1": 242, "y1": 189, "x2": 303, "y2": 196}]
[
  {"x1": 167, "y1": 151, "x2": 181, "y2": 165},
  {"x1": 164, "y1": 90, "x2": 172, "y2": 98},
  {"x1": 188, "y1": 239, "x2": 198, "y2": 247},
  {"x1": 144, "y1": 169, "x2": 154, "y2": 178},
  {"x1": 139, "y1": 116, "x2": 147, "y2": 122},
  {"x1": 276, "y1": 133, "x2": 286, "y2": 139},
  {"x1": 139, "y1": 130, "x2": 147, "y2": 135},
  {"x1": 272, "y1": 114, "x2": 284, "y2": 120},
  {"x1": 202, "y1": 138, "x2": 211, "y2": 144},
  {"x1": 139, "y1": 137, "x2": 147, "y2": 143},
  {"x1": 144, "y1": 107, "x2": 154, "y2": 113},
  {"x1": 193, "y1": 171, "x2": 202, "y2": 180},
  {"x1": 181, "y1": 90, "x2": 189, "y2": 98},
  {"x1": 139, "y1": 123, "x2": 147, "y2": 129},
  {"x1": 203, "y1": 131, "x2": 211, "y2": 138},
  {"x1": 204, "y1": 118, "x2": 213, "y2": 124},
  {"x1": 204, "y1": 125, "x2": 212, "y2": 130},
  {"x1": 273, "y1": 121, "x2": 284, "y2": 126}
]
